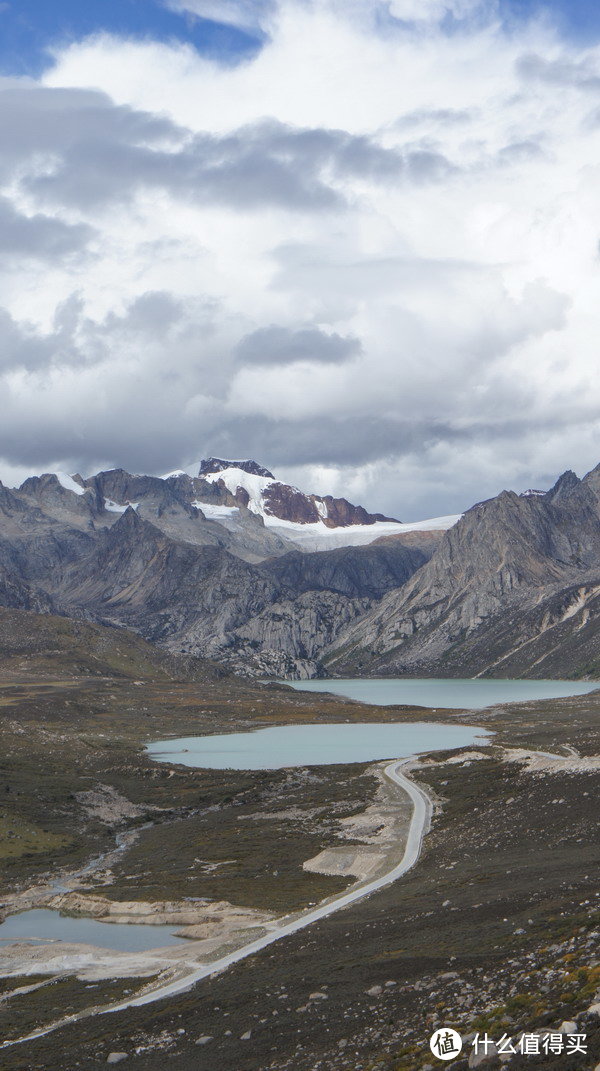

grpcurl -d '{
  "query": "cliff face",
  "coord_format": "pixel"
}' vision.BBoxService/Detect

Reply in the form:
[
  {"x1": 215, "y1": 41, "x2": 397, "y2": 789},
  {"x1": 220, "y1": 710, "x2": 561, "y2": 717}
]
[
  {"x1": 0, "y1": 471, "x2": 429, "y2": 677},
  {"x1": 52, "y1": 510, "x2": 429, "y2": 678},
  {"x1": 3, "y1": 460, "x2": 600, "y2": 680},
  {"x1": 325, "y1": 466, "x2": 600, "y2": 679}
]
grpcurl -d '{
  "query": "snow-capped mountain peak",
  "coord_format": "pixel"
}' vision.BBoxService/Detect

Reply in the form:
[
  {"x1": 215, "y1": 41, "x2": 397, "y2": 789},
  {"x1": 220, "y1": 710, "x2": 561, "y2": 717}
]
[
  {"x1": 198, "y1": 458, "x2": 275, "y2": 480},
  {"x1": 194, "y1": 458, "x2": 399, "y2": 531},
  {"x1": 199, "y1": 462, "x2": 276, "y2": 517}
]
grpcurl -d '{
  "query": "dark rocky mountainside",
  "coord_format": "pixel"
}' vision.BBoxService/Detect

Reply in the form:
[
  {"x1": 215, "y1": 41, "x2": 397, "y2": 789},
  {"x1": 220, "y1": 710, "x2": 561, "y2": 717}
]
[
  {"x1": 325, "y1": 464, "x2": 600, "y2": 679},
  {"x1": 2, "y1": 458, "x2": 600, "y2": 679},
  {"x1": 52, "y1": 509, "x2": 429, "y2": 678},
  {"x1": 0, "y1": 604, "x2": 224, "y2": 681},
  {"x1": 0, "y1": 468, "x2": 429, "y2": 678}
]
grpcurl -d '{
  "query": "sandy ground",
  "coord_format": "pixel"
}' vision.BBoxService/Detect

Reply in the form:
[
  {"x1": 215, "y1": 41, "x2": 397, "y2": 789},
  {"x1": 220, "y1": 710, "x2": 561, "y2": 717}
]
[
  {"x1": 502, "y1": 747, "x2": 600, "y2": 774},
  {"x1": 303, "y1": 763, "x2": 413, "y2": 879}
]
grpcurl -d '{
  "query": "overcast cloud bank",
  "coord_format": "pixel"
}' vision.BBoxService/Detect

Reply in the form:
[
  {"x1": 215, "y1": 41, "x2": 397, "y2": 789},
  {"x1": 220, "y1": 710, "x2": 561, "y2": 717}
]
[{"x1": 1, "y1": 0, "x2": 599, "y2": 518}]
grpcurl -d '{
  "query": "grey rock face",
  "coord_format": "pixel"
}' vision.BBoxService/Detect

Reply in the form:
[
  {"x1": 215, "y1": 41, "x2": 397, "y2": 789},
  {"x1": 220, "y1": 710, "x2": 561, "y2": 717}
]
[
  {"x1": 199, "y1": 457, "x2": 275, "y2": 479},
  {"x1": 0, "y1": 470, "x2": 428, "y2": 677},
  {"x1": 325, "y1": 465, "x2": 600, "y2": 678},
  {"x1": 4, "y1": 460, "x2": 600, "y2": 681}
]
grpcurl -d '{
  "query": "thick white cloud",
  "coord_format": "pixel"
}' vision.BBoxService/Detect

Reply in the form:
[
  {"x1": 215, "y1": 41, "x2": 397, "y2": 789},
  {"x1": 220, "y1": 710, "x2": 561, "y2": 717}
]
[{"x1": 0, "y1": 0, "x2": 599, "y2": 517}]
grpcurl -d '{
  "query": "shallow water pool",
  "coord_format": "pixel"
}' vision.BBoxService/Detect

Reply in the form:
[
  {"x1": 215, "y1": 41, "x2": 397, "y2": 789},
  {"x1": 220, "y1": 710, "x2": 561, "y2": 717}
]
[{"x1": 0, "y1": 908, "x2": 186, "y2": 951}]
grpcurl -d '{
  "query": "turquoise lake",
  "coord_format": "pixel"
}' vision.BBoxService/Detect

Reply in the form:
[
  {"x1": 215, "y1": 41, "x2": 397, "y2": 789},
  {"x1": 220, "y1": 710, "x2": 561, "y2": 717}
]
[
  {"x1": 286, "y1": 677, "x2": 599, "y2": 710},
  {"x1": 146, "y1": 721, "x2": 491, "y2": 770},
  {"x1": 145, "y1": 677, "x2": 599, "y2": 770}
]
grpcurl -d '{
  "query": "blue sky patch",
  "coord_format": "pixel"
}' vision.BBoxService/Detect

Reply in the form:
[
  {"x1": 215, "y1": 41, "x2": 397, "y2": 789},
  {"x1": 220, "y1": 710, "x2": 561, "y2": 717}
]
[
  {"x1": 505, "y1": 0, "x2": 600, "y2": 39},
  {"x1": 0, "y1": 0, "x2": 263, "y2": 77},
  {"x1": 1, "y1": 2, "x2": 600, "y2": 79}
]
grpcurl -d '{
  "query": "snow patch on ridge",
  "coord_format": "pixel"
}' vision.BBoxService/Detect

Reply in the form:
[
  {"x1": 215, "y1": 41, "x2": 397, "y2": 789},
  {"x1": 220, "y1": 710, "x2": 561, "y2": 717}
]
[
  {"x1": 54, "y1": 473, "x2": 86, "y2": 496},
  {"x1": 104, "y1": 499, "x2": 139, "y2": 514},
  {"x1": 201, "y1": 466, "x2": 276, "y2": 517},
  {"x1": 266, "y1": 514, "x2": 461, "y2": 551},
  {"x1": 193, "y1": 502, "x2": 240, "y2": 520}
]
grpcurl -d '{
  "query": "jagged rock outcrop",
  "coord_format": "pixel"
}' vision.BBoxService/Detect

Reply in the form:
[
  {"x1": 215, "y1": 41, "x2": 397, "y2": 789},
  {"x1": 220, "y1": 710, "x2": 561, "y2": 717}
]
[
  {"x1": 5, "y1": 456, "x2": 600, "y2": 680},
  {"x1": 45, "y1": 510, "x2": 428, "y2": 676},
  {"x1": 325, "y1": 464, "x2": 600, "y2": 678},
  {"x1": 199, "y1": 458, "x2": 275, "y2": 480}
]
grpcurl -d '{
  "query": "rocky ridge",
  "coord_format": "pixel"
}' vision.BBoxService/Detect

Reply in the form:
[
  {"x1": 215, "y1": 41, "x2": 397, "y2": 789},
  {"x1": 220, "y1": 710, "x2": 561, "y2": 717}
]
[
  {"x1": 325, "y1": 464, "x2": 600, "y2": 679},
  {"x1": 0, "y1": 464, "x2": 432, "y2": 677},
  {"x1": 3, "y1": 458, "x2": 600, "y2": 679}
]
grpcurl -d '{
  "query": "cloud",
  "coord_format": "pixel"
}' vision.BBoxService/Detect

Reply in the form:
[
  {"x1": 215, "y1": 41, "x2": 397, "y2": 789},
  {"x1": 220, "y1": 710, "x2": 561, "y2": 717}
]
[
  {"x1": 164, "y1": 0, "x2": 275, "y2": 34},
  {"x1": 0, "y1": 1, "x2": 600, "y2": 518},
  {"x1": 389, "y1": 0, "x2": 486, "y2": 25},
  {"x1": 0, "y1": 196, "x2": 92, "y2": 259},
  {"x1": 235, "y1": 325, "x2": 362, "y2": 365},
  {"x1": 516, "y1": 52, "x2": 600, "y2": 90},
  {"x1": 0, "y1": 92, "x2": 444, "y2": 213}
]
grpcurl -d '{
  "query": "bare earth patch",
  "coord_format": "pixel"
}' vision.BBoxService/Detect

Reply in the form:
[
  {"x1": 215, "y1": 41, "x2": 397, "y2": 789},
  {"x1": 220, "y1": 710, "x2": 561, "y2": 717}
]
[
  {"x1": 502, "y1": 747, "x2": 600, "y2": 774},
  {"x1": 74, "y1": 785, "x2": 152, "y2": 825},
  {"x1": 303, "y1": 763, "x2": 413, "y2": 879}
]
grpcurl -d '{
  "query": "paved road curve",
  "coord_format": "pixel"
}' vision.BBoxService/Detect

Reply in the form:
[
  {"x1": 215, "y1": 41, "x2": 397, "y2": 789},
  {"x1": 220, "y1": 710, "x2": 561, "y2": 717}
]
[
  {"x1": 105, "y1": 758, "x2": 432, "y2": 1013},
  {"x1": 1, "y1": 758, "x2": 432, "y2": 1046}
]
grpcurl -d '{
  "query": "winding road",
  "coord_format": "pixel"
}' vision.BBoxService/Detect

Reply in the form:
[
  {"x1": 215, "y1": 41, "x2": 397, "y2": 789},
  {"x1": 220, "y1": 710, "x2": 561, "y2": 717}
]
[
  {"x1": 1, "y1": 758, "x2": 432, "y2": 1046},
  {"x1": 105, "y1": 758, "x2": 432, "y2": 1012}
]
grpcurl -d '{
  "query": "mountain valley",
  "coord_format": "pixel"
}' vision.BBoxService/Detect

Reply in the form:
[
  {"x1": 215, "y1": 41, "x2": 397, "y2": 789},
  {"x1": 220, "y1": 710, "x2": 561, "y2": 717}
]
[{"x1": 2, "y1": 458, "x2": 600, "y2": 680}]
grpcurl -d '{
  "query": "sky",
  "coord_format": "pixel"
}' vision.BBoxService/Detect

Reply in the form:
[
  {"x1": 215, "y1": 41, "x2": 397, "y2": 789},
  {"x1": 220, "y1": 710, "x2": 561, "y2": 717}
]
[{"x1": 1, "y1": 0, "x2": 600, "y2": 520}]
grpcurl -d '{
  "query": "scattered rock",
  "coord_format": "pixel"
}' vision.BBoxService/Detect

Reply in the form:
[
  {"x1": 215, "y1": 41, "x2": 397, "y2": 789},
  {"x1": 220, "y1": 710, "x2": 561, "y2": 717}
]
[
  {"x1": 195, "y1": 1036, "x2": 213, "y2": 1046},
  {"x1": 559, "y1": 1019, "x2": 577, "y2": 1034},
  {"x1": 366, "y1": 985, "x2": 383, "y2": 997},
  {"x1": 469, "y1": 1042, "x2": 498, "y2": 1067},
  {"x1": 107, "y1": 1055, "x2": 128, "y2": 1065},
  {"x1": 241, "y1": 1030, "x2": 252, "y2": 1040},
  {"x1": 309, "y1": 992, "x2": 328, "y2": 1000}
]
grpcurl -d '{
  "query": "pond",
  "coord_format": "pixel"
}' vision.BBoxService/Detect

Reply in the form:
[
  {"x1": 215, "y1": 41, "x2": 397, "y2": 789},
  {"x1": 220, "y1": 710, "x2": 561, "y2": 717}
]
[
  {"x1": 146, "y1": 721, "x2": 491, "y2": 770},
  {"x1": 285, "y1": 677, "x2": 599, "y2": 710},
  {"x1": 0, "y1": 908, "x2": 187, "y2": 952}
]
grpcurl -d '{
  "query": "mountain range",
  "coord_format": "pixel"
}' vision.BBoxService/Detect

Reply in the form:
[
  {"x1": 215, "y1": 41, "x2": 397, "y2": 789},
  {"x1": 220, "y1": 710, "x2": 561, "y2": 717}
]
[{"x1": 1, "y1": 457, "x2": 600, "y2": 680}]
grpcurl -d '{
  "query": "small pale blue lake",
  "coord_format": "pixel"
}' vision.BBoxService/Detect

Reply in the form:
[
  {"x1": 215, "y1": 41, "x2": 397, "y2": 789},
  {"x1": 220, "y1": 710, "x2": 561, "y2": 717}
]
[
  {"x1": 146, "y1": 721, "x2": 491, "y2": 770},
  {"x1": 0, "y1": 909, "x2": 185, "y2": 951}
]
